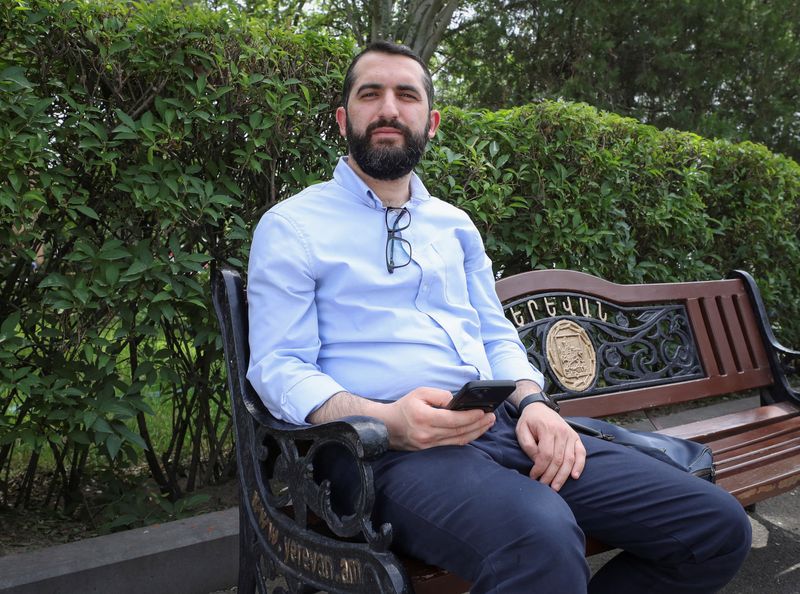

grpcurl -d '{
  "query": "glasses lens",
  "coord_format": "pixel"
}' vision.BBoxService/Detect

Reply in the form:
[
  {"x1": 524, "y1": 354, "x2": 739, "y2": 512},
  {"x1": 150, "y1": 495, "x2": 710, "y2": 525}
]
[
  {"x1": 385, "y1": 207, "x2": 412, "y2": 273},
  {"x1": 386, "y1": 236, "x2": 412, "y2": 272}
]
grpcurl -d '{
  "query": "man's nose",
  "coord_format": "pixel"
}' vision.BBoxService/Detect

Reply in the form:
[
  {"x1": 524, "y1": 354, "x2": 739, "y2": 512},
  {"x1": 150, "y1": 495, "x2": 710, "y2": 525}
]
[{"x1": 378, "y1": 92, "x2": 400, "y2": 119}]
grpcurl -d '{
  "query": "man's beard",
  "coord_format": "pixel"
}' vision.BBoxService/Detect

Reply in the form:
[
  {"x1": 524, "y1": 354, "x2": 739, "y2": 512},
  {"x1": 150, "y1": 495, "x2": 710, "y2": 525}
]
[{"x1": 346, "y1": 117, "x2": 430, "y2": 180}]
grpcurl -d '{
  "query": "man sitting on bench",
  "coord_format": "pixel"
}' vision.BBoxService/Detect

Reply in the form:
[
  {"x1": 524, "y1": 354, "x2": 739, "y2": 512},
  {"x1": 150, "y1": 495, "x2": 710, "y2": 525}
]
[{"x1": 246, "y1": 41, "x2": 751, "y2": 593}]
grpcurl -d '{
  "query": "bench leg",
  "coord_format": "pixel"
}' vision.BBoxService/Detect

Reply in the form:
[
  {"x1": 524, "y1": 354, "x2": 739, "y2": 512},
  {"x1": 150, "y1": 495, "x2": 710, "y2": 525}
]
[{"x1": 238, "y1": 503, "x2": 258, "y2": 594}]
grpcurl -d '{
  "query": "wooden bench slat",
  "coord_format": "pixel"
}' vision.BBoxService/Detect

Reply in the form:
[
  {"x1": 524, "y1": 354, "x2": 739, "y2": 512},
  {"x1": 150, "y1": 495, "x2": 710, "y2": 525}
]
[
  {"x1": 715, "y1": 434, "x2": 800, "y2": 467},
  {"x1": 732, "y1": 292, "x2": 773, "y2": 372},
  {"x1": 715, "y1": 441, "x2": 800, "y2": 478},
  {"x1": 719, "y1": 295, "x2": 753, "y2": 373},
  {"x1": 716, "y1": 455, "x2": 800, "y2": 506},
  {"x1": 700, "y1": 295, "x2": 740, "y2": 378},
  {"x1": 657, "y1": 402, "x2": 800, "y2": 441},
  {"x1": 712, "y1": 418, "x2": 800, "y2": 456},
  {"x1": 687, "y1": 298, "x2": 721, "y2": 377},
  {"x1": 560, "y1": 372, "x2": 775, "y2": 419},
  {"x1": 404, "y1": 559, "x2": 471, "y2": 594},
  {"x1": 495, "y1": 271, "x2": 748, "y2": 303}
]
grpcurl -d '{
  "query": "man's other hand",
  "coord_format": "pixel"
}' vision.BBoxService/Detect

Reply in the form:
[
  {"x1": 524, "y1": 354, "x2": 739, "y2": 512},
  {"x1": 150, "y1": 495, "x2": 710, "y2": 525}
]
[
  {"x1": 515, "y1": 405, "x2": 586, "y2": 491},
  {"x1": 385, "y1": 387, "x2": 495, "y2": 451}
]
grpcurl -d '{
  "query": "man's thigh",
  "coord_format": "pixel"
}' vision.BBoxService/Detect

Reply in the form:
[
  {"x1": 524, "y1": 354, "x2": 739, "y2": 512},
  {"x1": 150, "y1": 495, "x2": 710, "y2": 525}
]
[
  {"x1": 472, "y1": 404, "x2": 743, "y2": 560},
  {"x1": 557, "y1": 433, "x2": 746, "y2": 563},
  {"x1": 368, "y1": 443, "x2": 589, "y2": 590}
]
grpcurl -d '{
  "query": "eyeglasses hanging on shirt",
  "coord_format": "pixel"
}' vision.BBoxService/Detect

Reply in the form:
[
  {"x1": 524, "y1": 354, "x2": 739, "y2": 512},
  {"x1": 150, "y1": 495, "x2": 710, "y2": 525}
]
[{"x1": 385, "y1": 207, "x2": 412, "y2": 274}]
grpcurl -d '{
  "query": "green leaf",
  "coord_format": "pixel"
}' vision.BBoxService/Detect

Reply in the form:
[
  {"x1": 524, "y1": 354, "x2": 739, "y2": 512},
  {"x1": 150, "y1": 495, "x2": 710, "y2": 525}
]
[
  {"x1": 84, "y1": 411, "x2": 98, "y2": 428},
  {"x1": 68, "y1": 430, "x2": 91, "y2": 445},
  {"x1": 75, "y1": 204, "x2": 100, "y2": 220},
  {"x1": 0, "y1": 66, "x2": 33, "y2": 89},
  {"x1": 109, "y1": 39, "x2": 131, "y2": 56},
  {"x1": 1, "y1": 312, "x2": 21, "y2": 338},
  {"x1": 37, "y1": 274, "x2": 68, "y2": 289},
  {"x1": 106, "y1": 434, "x2": 122, "y2": 460},
  {"x1": 116, "y1": 424, "x2": 147, "y2": 450},
  {"x1": 115, "y1": 109, "x2": 136, "y2": 129},
  {"x1": 92, "y1": 417, "x2": 113, "y2": 434},
  {"x1": 103, "y1": 264, "x2": 120, "y2": 286},
  {"x1": 141, "y1": 111, "x2": 154, "y2": 129}
]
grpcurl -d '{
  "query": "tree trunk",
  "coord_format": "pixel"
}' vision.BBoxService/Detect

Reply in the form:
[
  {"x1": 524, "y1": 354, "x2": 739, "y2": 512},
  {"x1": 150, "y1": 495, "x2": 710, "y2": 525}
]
[{"x1": 367, "y1": 0, "x2": 462, "y2": 63}]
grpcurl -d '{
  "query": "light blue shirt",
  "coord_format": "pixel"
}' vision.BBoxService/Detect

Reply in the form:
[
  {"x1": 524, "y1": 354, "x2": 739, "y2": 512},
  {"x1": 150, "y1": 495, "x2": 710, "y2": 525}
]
[{"x1": 246, "y1": 157, "x2": 544, "y2": 425}]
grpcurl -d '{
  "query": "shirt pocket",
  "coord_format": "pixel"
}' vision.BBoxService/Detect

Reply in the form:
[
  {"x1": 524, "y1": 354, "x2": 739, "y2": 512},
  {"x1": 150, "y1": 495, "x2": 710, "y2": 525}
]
[{"x1": 430, "y1": 237, "x2": 469, "y2": 305}]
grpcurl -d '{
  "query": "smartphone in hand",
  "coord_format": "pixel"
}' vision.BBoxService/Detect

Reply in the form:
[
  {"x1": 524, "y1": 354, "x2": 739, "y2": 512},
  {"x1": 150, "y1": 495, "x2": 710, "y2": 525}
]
[{"x1": 447, "y1": 380, "x2": 517, "y2": 412}]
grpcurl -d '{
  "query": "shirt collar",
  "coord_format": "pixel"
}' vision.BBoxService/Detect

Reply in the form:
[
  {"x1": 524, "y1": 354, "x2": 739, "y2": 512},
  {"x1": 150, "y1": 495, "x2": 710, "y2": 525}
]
[{"x1": 333, "y1": 156, "x2": 432, "y2": 210}]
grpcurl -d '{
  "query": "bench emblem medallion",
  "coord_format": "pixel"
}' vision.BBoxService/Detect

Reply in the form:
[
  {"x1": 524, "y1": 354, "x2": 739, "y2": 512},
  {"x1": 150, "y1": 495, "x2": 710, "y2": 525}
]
[{"x1": 546, "y1": 320, "x2": 597, "y2": 391}]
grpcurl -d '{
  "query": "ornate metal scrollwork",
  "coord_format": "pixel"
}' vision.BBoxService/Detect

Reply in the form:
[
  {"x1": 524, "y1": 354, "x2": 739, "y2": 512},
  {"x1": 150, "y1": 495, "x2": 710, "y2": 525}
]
[
  {"x1": 243, "y1": 418, "x2": 404, "y2": 593},
  {"x1": 505, "y1": 292, "x2": 703, "y2": 399}
]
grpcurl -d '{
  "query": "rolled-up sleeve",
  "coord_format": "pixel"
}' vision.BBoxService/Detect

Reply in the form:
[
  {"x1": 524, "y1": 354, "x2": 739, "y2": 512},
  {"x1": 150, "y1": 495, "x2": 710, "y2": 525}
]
[{"x1": 246, "y1": 212, "x2": 345, "y2": 425}]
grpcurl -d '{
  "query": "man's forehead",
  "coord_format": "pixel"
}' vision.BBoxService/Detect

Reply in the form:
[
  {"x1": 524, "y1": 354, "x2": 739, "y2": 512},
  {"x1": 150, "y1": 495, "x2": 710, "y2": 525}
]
[{"x1": 350, "y1": 52, "x2": 425, "y2": 90}]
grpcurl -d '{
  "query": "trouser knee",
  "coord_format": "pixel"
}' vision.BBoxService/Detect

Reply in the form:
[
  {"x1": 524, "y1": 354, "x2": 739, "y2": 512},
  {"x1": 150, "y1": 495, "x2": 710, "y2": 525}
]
[
  {"x1": 711, "y1": 495, "x2": 752, "y2": 562},
  {"x1": 472, "y1": 505, "x2": 590, "y2": 593}
]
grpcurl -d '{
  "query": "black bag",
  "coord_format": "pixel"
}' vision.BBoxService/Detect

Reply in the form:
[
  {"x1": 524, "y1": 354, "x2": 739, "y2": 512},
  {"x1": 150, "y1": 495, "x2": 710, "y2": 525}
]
[{"x1": 566, "y1": 416, "x2": 716, "y2": 482}]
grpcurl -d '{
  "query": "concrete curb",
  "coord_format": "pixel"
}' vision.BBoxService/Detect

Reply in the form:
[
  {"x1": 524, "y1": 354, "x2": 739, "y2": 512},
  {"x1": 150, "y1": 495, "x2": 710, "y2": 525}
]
[{"x1": 0, "y1": 508, "x2": 238, "y2": 594}]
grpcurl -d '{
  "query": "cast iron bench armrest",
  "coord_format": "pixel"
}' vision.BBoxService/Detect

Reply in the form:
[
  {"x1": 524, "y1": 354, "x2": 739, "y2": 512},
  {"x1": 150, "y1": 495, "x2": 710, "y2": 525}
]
[
  {"x1": 251, "y1": 412, "x2": 394, "y2": 550},
  {"x1": 257, "y1": 413, "x2": 390, "y2": 459},
  {"x1": 211, "y1": 266, "x2": 396, "y2": 556},
  {"x1": 768, "y1": 332, "x2": 800, "y2": 383},
  {"x1": 732, "y1": 270, "x2": 800, "y2": 400}
]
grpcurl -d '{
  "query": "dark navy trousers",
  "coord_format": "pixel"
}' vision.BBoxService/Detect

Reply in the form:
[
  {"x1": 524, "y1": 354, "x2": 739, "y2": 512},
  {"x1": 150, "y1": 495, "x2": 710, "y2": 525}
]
[{"x1": 326, "y1": 402, "x2": 751, "y2": 593}]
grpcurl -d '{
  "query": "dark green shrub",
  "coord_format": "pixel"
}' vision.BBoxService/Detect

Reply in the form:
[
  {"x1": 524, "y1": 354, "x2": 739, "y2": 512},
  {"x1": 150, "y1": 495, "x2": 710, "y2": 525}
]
[
  {"x1": 423, "y1": 102, "x2": 800, "y2": 342},
  {"x1": 0, "y1": 0, "x2": 349, "y2": 517}
]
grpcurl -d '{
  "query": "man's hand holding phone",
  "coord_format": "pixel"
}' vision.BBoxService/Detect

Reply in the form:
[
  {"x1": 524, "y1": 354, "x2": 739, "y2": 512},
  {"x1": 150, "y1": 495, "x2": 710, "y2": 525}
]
[{"x1": 384, "y1": 385, "x2": 497, "y2": 450}]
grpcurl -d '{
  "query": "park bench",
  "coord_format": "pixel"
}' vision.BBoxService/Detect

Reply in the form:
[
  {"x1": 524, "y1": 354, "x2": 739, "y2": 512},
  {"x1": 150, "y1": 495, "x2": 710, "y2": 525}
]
[{"x1": 212, "y1": 267, "x2": 800, "y2": 594}]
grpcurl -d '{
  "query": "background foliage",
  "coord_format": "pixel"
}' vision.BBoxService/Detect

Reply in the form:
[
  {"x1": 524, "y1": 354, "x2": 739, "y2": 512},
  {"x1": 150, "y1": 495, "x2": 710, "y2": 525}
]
[
  {"x1": 1, "y1": 0, "x2": 799, "y2": 528},
  {"x1": 0, "y1": 0, "x2": 349, "y2": 525},
  {"x1": 436, "y1": 0, "x2": 800, "y2": 162},
  {"x1": 424, "y1": 103, "x2": 800, "y2": 338},
  {"x1": 244, "y1": 0, "x2": 800, "y2": 161}
]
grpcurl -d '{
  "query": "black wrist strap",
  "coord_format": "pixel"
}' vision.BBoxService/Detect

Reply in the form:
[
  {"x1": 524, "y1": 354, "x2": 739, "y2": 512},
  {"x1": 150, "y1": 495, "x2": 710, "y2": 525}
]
[{"x1": 517, "y1": 391, "x2": 560, "y2": 415}]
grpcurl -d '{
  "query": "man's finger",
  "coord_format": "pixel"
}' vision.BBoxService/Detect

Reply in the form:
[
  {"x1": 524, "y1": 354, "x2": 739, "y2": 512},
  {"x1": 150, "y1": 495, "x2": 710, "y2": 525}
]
[
  {"x1": 537, "y1": 443, "x2": 566, "y2": 486},
  {"x1": 571, "y1": 437, "x2": 586, "y2": 479},
  {"x1": 548, "y1": 441, "x2": 577, "y2": 491},
  {"x1": 530, "y1": 433, "x2": 555, "y2": 480}
]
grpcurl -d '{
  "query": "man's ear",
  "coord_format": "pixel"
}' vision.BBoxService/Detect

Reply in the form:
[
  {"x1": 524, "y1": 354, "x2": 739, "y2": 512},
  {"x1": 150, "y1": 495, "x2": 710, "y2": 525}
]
[
  {"x1": 336, "y1": 106, "x2": 347, "y2": 138},
  {"x1": 427, "y1": 110, "x2": 441, "y2": 139}
]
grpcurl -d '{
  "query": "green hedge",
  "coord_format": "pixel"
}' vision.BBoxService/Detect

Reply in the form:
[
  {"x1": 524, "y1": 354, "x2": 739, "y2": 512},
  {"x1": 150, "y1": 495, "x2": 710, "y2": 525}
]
[
  {"x1": 0, "y1": 0, "x2": 351, "y2": 518},
  {"x1": 1, "y1": 0, "x2": 798, "y2": 520},
  {"x1": 425, "y1": 103, "x2": 800, "y2": 341}
]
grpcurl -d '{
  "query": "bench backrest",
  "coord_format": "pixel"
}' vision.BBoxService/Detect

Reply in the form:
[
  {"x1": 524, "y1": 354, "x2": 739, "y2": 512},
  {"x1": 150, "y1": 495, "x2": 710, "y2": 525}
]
[{"x1": 496, "y1": 269, "x2": 779, "y2": 417}]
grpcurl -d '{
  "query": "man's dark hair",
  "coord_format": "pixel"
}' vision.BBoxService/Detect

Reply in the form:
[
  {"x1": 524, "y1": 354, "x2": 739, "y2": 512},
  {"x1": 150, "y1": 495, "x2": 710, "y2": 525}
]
[{"x1": 342, "y1": 41, "x2": 434, "y2": 110}]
